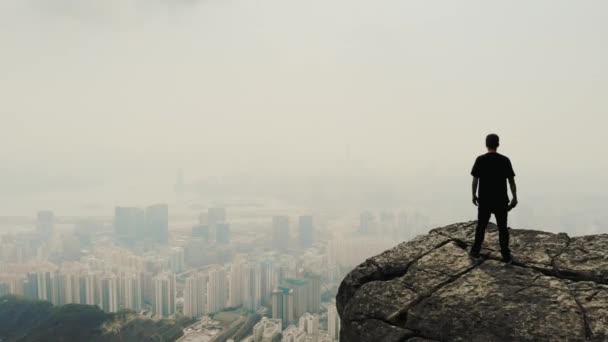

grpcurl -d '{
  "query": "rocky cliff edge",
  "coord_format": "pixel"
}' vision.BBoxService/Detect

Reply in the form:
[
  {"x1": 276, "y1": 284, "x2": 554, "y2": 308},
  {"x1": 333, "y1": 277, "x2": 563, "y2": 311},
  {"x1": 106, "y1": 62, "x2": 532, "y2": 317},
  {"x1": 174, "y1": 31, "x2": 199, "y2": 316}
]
[{"x1": 337, "y1": 221, "x2": 608, "y2": 342}]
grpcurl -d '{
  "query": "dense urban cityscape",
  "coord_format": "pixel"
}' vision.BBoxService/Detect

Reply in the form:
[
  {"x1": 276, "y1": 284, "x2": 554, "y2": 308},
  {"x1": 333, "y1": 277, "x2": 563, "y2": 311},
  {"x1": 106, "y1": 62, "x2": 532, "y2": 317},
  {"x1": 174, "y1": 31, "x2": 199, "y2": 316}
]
[{"x1": 0, "y1": 182, "x2": 433, "y2": 341}]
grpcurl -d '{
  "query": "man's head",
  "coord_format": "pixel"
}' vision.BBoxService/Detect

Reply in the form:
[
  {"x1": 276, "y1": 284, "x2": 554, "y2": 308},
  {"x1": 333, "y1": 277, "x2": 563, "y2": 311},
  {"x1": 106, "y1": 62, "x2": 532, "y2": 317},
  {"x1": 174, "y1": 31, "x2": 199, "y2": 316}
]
[{"x1": 486, "y1": 134, "x2": 500, "y2": 151}]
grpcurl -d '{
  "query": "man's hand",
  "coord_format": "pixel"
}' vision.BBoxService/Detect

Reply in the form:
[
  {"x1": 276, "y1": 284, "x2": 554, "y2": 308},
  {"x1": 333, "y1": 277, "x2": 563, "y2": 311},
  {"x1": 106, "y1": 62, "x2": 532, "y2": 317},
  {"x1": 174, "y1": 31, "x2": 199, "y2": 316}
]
[
  {"x1": 472, "y1": 196, "x2": 479, "y2": 206},
  {"x1": 508, "y1": 197, "x2": 518, "y2": 211}
]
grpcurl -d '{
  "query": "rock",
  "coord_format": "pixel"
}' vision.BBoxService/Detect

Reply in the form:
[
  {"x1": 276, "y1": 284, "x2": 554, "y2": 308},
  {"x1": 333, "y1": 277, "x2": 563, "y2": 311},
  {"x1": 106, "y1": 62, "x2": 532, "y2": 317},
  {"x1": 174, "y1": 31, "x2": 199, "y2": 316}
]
[{"x1": 337, "y1": 222, "x2": 608, "y2": 342}]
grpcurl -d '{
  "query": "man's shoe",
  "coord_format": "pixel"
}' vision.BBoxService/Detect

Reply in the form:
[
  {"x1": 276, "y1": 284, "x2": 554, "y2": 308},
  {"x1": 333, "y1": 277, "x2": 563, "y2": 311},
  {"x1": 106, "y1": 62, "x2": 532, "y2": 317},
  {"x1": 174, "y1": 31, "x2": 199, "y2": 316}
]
[
  {"x1": 468, "y1": 252, "x2": 482, "y2": 262},
  {"x1": 504, "y1": 257, "x2": 514, "y2": 265}
]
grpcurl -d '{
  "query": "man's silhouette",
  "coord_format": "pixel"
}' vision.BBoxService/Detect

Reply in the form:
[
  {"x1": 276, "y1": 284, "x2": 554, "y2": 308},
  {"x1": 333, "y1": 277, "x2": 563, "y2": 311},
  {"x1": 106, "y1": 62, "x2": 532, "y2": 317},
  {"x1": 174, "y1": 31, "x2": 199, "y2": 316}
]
[{"x1": 469, "y1": 134, "x2": 517, "y2": 264}]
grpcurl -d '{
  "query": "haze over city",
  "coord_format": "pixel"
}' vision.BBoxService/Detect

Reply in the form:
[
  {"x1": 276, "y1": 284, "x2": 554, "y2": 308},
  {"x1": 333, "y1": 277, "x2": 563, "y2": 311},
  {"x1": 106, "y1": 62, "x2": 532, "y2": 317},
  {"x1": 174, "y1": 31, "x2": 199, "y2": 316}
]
[{"x1": 1, "y1": 1, "x2": 608, "y2": 341}]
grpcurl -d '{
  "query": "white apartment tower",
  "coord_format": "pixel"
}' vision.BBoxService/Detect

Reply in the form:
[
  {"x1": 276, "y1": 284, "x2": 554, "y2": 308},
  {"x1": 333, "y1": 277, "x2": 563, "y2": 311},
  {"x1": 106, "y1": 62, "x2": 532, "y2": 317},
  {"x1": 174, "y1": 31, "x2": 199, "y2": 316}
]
[
  {"x1": 327, "y1": 303, "x2": 340, "y2": 341},
  {"x1": 184, "y1": 272, "x2": 208, "y2": 318},
  {"x1": 207, "y1": 266, "x2": 227, "y2": 313},
  {"x1": 154, "y1": 273, "x2": 176, "y2": 317}
]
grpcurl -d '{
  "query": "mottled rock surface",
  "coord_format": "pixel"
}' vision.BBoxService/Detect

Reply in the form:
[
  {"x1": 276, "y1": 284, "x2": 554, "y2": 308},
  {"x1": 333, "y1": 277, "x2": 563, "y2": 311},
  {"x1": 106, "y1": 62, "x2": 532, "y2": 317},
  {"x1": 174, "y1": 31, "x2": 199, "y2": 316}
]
[{"x1": 337, "y1": 222, "x2": 608, "y2": 342}]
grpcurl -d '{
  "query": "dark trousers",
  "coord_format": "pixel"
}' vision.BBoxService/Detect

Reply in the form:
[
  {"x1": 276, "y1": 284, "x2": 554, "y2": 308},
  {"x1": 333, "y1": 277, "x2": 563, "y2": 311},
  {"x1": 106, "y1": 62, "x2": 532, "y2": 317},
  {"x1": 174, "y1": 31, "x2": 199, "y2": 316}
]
[{"x1": 470, "y1": 205, "x2": 512, "y2": 260}]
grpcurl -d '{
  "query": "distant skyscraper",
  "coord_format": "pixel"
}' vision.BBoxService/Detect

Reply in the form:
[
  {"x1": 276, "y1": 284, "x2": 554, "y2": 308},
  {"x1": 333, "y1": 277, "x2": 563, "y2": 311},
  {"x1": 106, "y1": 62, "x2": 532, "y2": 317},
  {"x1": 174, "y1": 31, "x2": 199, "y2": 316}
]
[
  {"x1": 359, "y1": 211, "x2": 375, "y2": 234},
  {"x1": 260, "y1": 260, "x2": 279, "y2": 304},
  {"x1": 184, "y1": 273, "x2": 208, "y2": 318},
  {"x1": 215, "y1": 223, "x2": 231, "y2": 244},
  {"x1": 153, "y1": 273, "x2": 176, "y2": 318},
  {"x1": 169, "y1": 247, "x2": 185, "y2": 273},
  {"x1": 36, "y1": 271, "x2": 52, "y2": 301},
  {"x1": 84, "y1": 272, "x2": 101, "y2": 306},
  {"x1": 306, "y1": 273, "x2": 321, "y2": 314},
  {"x1": 281, "y1": 273, "x2": 321, "y2": 319},
  {"x1": 271, "y1": 286, "x2": 294, "y2": 326},
  {"x1": 36, "y1": 211, "x2": 54, "y2": 237},
  {"x1": 24, "y1": 272, "x2": 38, "y2": 300},
  {"x1": 59, "y1": 272, "x2": 80, "y2": 305},
  {"x1": 114, "y1": 207, "x2": 144, "y2": 244},
  {"x1": 327, "y1": 302, "x2": 340, "y2": 341},
  {"x1": 298, "y1": 215, "x2": 314, "y2": 249},
  {"x1": 282, "y1": 278, "x2": 307, "y2": 319},
  {"x1": 122, "y1": 273, "x2": 143, "y2": 311},
  {"x1": 100, "y1": 275, "x2": 119, "y2": 313},
  {"x1": 145, "y1": 204, "x2": 169, "y2": 244},
  {"x1": 207, "y1": 208, "x2": 226, "y2": 226},
  {"x1": 272, "y1": 216, "x2": 289, "y2": 251},
  {"x1": 207, "y1": 266, "x2": 227, "y2": 313},
  {"x1": 228, "y1": 258, "x2": 244, "y2": 308},
  {"x1": 243, "y1": 262, "x2": 262, "y2": 312}
]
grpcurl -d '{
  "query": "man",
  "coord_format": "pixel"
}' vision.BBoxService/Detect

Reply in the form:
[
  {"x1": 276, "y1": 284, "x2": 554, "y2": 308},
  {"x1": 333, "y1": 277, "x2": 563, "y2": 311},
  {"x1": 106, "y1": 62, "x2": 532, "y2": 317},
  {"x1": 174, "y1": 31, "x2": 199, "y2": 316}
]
[{"x1": 469, "y1": 134, "x2": 518, "y2": 264}]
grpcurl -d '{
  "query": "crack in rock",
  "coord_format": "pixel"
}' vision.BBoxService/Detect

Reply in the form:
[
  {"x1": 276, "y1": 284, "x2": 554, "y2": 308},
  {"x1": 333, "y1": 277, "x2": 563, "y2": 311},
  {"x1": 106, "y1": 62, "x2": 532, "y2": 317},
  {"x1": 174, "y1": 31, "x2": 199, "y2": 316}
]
[{"x1": 338, "y1": 222, "x2": 608, "y2": 342}]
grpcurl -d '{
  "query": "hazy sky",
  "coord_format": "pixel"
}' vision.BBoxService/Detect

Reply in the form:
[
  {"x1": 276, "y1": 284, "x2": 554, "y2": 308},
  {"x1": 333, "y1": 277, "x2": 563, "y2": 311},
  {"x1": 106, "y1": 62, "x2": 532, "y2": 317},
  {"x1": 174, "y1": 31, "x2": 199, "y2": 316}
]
[{"x1": 1, "y1": 0, "x2": 608, "y2": 218}]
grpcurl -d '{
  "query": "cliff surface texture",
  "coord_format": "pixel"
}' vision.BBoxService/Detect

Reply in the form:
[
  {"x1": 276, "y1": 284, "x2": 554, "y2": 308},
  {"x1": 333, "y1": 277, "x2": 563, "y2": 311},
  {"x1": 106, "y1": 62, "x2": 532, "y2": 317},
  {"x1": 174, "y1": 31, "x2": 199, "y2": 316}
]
[{"x1": 337, "y1": 221, "x2": 608, "y2": 342}]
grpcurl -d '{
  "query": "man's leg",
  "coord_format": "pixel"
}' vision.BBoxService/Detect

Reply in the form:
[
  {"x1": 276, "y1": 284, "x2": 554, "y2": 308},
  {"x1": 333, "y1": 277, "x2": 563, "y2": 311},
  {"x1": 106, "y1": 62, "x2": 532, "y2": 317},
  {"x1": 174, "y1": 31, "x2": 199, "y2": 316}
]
[
  {"x1": 470, "y1": 206, "x2": 491, "y2": 257},
  {"x1": 494, "y1": 207, "x2": 512, "y2": 261}
]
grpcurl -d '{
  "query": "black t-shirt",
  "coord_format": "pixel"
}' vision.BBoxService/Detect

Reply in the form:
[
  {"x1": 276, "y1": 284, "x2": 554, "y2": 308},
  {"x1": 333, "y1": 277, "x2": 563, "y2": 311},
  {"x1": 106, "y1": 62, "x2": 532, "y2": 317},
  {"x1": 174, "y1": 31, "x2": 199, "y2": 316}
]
[{"x1": 471, "y1": 152, "x2": 515, "y2": 207}]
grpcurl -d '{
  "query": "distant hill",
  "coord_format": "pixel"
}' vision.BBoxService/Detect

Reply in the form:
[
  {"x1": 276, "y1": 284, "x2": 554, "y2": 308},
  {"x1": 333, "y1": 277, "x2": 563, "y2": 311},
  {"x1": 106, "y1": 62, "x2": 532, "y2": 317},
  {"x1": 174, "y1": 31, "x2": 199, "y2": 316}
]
[{"x1": 0, "y1": 295, "x2": 193, "y2": 342}]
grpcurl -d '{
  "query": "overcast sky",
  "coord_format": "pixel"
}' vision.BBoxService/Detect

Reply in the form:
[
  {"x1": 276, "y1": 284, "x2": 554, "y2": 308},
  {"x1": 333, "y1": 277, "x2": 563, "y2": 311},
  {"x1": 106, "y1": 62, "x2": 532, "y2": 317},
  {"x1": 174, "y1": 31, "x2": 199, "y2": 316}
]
[{"x1": 1, "y1": 0, "x2": 607, "y2": 220}]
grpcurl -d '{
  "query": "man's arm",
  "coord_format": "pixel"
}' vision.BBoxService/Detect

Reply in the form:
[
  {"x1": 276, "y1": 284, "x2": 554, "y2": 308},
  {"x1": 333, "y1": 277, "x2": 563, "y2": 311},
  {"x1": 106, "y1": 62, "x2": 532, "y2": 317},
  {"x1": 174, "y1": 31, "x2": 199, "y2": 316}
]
[
  {"x1": 508, "y1": 177, "x2": 518, "y2": 209},
  {"x1": 472, "y1": 177, "x2": 479, "y2": 206}
]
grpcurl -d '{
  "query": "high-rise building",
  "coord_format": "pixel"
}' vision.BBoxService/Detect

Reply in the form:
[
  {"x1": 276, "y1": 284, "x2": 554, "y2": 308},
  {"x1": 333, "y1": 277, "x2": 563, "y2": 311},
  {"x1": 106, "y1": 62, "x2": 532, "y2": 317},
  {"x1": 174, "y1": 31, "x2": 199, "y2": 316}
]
[
  {"x1": 282, "y1": 278, "x2": 308, "y2": 319},
  {"x1": 306, "y1": 273, "x2": 321, "y2": 314},
  {"x1": 271, "y1": 286, "x2": 294, "y2": 326},
  {"x1": 100, "y1": 275, "x2": 119, "y2": 313},
  {"x1": 252, "y1": 317, "x2": 282, "y2": 342},
  {"x1": 260, "y1": 260, "x2": 279, "y2": 304},
  {"x1": 122, "y1": 273, "x2": 143, "y2": 311},
  {"x1": 24, "y1": 272, "x2": 38, "y2": 299},
  {"x1": 146, "y1": 204, "x2": 169, "y2": 244},
  {"x1": 36, "y1": 211, "x2": 54, "y2": 237},
  {"x1": 85, "y1": 272, "x2": 101, "y2": 306},
  {"x1": 243, "y1": 262, "x2": 262, "y2": 312},
  {"x1": 359, "y1": 211, "x2": 375, "y2": 235},
  {"x1": 183, "y1": 273, "x2": 208, "y2": 318},
  {"x1": 298, "y1": 313, "x2": 319, "y2": 336},
  {"x1": 298, "y1": 216, "x2": 313, "y2": 249},
  {"x1": 169, "y1": 247, "x2": 185, "y2": 273},
  {"x1": 36, "y1": 271, "x2": 53, "y2": 301},
  {"x1": 327, "y1": 303, "x2": 340, "y2": 341},
  {"x1": 207, "y1": 208, "x2": 226, "y2": 226},
  {"x1": 207, "y1": 266, "x2": 227, "y2": 313},
  {"x1": 60, "y1": 272, "x2": 81, "y2": 305},
  {"x1": 215, "y1": 223, "x2": 231, "y2": 244},
  {"x1": 281, "y1": 274, "x2": 321, "y2": 320},
  {"x1": 153, "y1": 273, "x2": 176, "y2": 318},
  {"x1": 228, "y1": 259, "x2": 244, "y2": 307},
  {"x1": 114, "y1": 207, "x2": 144, "y2": 244},
  {"x1": 50, "y1": 271, "x2": 62, "y2": 305},
  {"x1": 272, "y1": 216, "x2": 289, "y2": 251}
]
